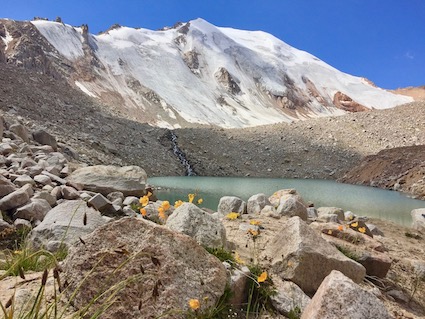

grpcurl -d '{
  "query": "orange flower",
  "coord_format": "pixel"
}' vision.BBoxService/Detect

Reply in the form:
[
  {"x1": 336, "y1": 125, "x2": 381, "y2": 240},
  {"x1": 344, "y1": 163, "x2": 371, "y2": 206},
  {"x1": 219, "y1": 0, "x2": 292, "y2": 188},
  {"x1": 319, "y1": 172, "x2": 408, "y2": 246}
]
[
  {"x1": 139, "y1": 196, "x2": 149, "y2": 207},
  {"x1": 358, "y1": 227, "x2": 366, "y2": 234},
  {"x1": 161, "y1": 201, "x2": 170, "y2": 211},
  {"x1": 197, "y1": 198, "x2": 203, "y2": 205},
  {"x1": 234, "y1": 252, "x2": 245, "y2": 264},
  {"x1": 257, "y1": 271, "x2": 268, "y2": 283},
  {"x1": 139, "y1": 208, "x2": 147, "y2": 216},
  {"x1": 247, "y1": 229, "x2": 259, "y2": 237},
  {"x1": 337, "y1": 225, "x2": 344, "y2": 231},
  {"x1": 158, "y1": 207, "x2": 166, "y2": 220},
  {"x1": 188, "y1": 193, "x2": 195, "y2": 203},
  {"x1": 188, "y1": 299, "x2": 200, "y2": 310},
  {"x1": 174, "y1": 200, "x2": 184, "y2": 208}
]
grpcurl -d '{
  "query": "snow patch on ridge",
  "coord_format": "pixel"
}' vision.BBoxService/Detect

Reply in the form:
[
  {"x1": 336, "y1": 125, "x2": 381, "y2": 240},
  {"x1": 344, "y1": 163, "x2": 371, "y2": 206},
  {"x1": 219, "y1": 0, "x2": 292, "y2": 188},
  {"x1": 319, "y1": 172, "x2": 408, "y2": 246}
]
[
  {"x1": 1, "y1": 27, "x2": 13, "y2": 50},
  {"x1": 31, "y1": 21, "x2": 84, "y2": 61},
  {"x1": 75, "y1": 81, "x2": 97, "y2": 98}
]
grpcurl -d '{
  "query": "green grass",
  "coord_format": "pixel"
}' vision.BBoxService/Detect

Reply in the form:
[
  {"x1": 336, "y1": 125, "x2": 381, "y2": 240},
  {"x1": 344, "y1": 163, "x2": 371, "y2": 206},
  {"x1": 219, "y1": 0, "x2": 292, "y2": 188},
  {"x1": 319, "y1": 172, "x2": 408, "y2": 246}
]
[
  {"x1": 336, "y1": 245, "x2": 361, "y2": 262},
  {"x1": 204, "y1": 247, "x2": 236, "y2": 264}
]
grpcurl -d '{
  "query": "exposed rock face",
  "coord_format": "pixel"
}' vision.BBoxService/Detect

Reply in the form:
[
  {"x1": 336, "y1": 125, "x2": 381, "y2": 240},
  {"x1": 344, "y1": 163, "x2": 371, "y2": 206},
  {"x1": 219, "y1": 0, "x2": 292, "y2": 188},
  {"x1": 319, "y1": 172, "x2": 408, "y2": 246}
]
[
  {"x1": 301, "y1": 270, "x2": 393, "y2": 319},
  {"x1": 333, "y1": 91, "x2": 369, "y2": 112},
  {"x1": 339, "y1": 145, "x2": 425, "y2": 200},
  {"x1": 247, "y1": 193, "x2": 271, "y2": 215},
  {"x1": 166, "y1": 202, "x2": 227, "y2": 248},
  {"x1": 62, "y1": 217, "x2": 227, "y2": 319},
  {"x1": 215, "y1": 67, "x2": 241, "y2": 95},
  {"x1": 262, "y1": 217, "x2": 366, "y2": 294},
  {"x1": 271, "y1": 277, "x2": 311, "y2": 316},
  {"x1": 28, "y1": 199, "x2": 107, "y2": 250},
  {"x1": 67, "y1": 165, "x2": 147, "y2": 196},
  {"x1": 14, "y1": 198, "x2": 51, "y2": 222},
  {"x1": 32, "y1": 129, "x2": 58, "y2": 151}
]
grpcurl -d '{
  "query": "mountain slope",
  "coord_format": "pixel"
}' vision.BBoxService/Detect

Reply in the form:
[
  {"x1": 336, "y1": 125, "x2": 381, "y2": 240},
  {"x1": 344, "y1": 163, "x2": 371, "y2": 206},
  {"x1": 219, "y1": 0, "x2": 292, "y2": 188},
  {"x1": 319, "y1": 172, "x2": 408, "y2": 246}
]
[{"x1": 1, "y1": 18, "x2": 413, "y2": 128}]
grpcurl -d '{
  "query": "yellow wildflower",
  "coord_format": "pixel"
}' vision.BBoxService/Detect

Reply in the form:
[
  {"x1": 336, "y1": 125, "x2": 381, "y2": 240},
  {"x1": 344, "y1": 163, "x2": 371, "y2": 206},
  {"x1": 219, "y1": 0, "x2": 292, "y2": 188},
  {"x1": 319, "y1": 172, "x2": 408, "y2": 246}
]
[
  {"x1": 257, "y1": 271, "x2": 268, "y2": 283},
  {"x1": 197, "y1": 198, "x2": 203, "y2": 205},
  {"x1": 147, "y1": 191, "x2": 152, "y2": 198},
  {"x1": 226, "y1": 212, "x2": 240, "y2": 220},
  {"x1": 234, "y1": 252, "x2": 245, "y2": 265},
  {"x1": 139, "y1": 196, "x2": 149, "y2": 207},
  {"x1": 249, "y1": 220, "x2": 261, "y2": 225},
  {"x1": 350, "y1": 222, "x2": 359, "y2": 228},
  {"x1": 14, "y1": 250, "x2": 22, "y2": 255},
  {"x1": 188, "y1": 193, "x2": 195, "y2": 203},
  {"x1": 358, "y1": 227, "x2": 366, "y2": 234},
  {"x1": 161, "y1": 201, "x2": 170, "y2": 211},
  {"x1": 327, "y1": 230, "x2": 333, "y2": 235},
  {"x1": 188, "y1": 299, "x2": 200, "y2": 310},
  {"x1": 158, "y1": 207, "x2": 166, "y2": 220},
  {"x1": 174, "y1": 200, "x2": 184, "y2": 208},
  {"x1": 140, "y1": 208, "x2": 147, "y2": 216}
]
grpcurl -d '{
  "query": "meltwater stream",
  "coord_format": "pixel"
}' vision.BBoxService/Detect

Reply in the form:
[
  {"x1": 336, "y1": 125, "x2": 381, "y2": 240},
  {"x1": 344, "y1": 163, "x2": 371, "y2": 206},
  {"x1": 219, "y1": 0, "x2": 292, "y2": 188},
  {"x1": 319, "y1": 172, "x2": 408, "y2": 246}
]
[
  {"x1": 169, "y1": 131, "x2": 196, "y2": 176},
  {"x1": 148, "y1": 176, "x2": 425, "y2": 227}
]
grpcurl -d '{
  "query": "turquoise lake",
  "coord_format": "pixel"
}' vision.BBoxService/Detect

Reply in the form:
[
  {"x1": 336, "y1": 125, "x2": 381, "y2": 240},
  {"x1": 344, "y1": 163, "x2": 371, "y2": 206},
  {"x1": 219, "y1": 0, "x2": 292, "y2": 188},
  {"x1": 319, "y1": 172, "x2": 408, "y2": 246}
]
[{"x1": 148, "y1": 176, "x2": 425, "y2": 227}]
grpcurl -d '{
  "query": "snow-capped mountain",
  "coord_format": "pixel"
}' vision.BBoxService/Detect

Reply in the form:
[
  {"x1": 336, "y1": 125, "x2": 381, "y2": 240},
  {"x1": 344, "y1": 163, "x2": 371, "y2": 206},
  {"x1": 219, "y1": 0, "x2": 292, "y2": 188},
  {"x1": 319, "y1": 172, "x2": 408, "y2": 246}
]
[{"x1": 0, "y1": 18, "x2": 412, "y2": 128}]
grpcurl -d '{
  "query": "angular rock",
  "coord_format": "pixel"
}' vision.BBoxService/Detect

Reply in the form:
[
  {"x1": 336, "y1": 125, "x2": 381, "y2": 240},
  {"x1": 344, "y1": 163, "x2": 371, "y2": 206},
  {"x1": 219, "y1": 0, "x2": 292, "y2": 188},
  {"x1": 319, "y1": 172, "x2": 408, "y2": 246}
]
[
  {"x1": 45, "y1": 152, "x2": 67, "y2": 171},
  {"x1": 262, "y1": 217, "x2": 366, "y2": 294},
  {"x1": 123, "y1": 196, "x2": 140, "y2": 206},
  {"x1": 61, "y1": 186, "x2": 80, "y2": 200},
  {"x1": 0, "y1": 175, "x2": 16, "y2": 197},
  {"x1": 167, "y1": 202, "x2": 227, "y2": 248},
  {"x1": 218, "y1": 196, "x2": 247, "y2": 215},
  {"x1": 9, "y1": 123, "x2": 30, "y2": 143},
  {"x1": 58, "y1": 143, "x2": 79, "y2": 160},
  {"x1": 357, "y1": 252, "x2": 392, "y2": 278},
  {"x1": 276, "y1": 195, "x2": 308, "y2": 220},
  {"x1": 0, "y1": 143, "x2": 14, "y2": 155},
  {"x1": 14, "y1": 199, "x2": 52, "y2": 222},
  {"x1": 411, "y1": 208, "x2": 425, "y2": 232},
  {"x1": 67, "y1": 165, "x2": 147, "y2": 196},
  {"x1": 62, "y1": 217, "x2": 227, "y2": 319},
  {"x1": 226, "y1": 264, "x2": 250, "y2": 306},
  {"x1": 27, "y1": 165, "x2": 44, "y2": 177},
  {"x1": 14, "y1": 174, "x2": 35, "y2": 187},
  {"x1": 271, "y1": 277, "x2": 311, "y2": 316},
  {"x1": 269, "y1": 189, "x2": 302, "y2": 207},
  {"x1": 0, "y1": 186, "x2": 31, "y2": 211},
  {"x1": 87, "y1": 193, "x2": 121, "y2": 216},
  {"x1": 50, "y1": 186, "x2": 63, "y2": 200},
  {"x1": 33, "y1": 174, "x2": 52, "y2": 186},
  {"x1": 41, "y1": 170, "x2": 67, "y2": 184},
  {"x1": 367, "y1": 224, "x2": 385, "y2": 237},
  {"x1": 247, "y1": 193, "x2": 271, "y2": 215},
  {"x1": 32, "y1": 129, "x2": 58, "y2": 151},
  {"x1": 28, "y1": 199, "x2": 107, "y2": 250},
  {"x1": 317, "y1": 207, "x2": 345, "y2": 221},
  {"x1": 307, "y1": 207, "x2": 318, "y2": 219},
  {"x1": 300, "y1": 270, "x2": 393, "y2": 319}
]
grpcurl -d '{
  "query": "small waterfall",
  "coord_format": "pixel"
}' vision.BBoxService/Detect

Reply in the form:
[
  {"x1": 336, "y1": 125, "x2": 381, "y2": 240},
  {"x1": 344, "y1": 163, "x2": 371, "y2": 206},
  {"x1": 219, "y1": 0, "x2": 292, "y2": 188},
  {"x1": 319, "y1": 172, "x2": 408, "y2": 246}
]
[{"x1": 169, "y1": 130, "x2": 196, "y2": 176}]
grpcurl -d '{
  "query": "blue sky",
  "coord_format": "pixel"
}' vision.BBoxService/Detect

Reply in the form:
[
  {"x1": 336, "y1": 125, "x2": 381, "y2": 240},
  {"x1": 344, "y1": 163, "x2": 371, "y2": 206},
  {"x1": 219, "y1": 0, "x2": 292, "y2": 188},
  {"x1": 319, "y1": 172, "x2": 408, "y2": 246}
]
[{"x1": 2, "y1": 0, "x2": 424, "y2": 89}]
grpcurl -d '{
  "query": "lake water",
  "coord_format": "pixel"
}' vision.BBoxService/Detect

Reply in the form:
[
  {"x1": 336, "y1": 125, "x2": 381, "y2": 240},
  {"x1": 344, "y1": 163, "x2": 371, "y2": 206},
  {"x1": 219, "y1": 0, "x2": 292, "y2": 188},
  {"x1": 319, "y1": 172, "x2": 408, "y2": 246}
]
[{"x1": 148, "y1": 176, "x2": 425, "y2": 227}]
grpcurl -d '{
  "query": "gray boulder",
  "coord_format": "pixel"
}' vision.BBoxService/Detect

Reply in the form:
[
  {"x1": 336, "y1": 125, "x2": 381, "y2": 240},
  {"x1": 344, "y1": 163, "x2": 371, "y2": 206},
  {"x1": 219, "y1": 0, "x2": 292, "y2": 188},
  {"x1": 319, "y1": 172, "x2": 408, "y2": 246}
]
[
  {"x1": 411, "y1": 208, "x2": 425, "y2": 232},
  {"x1": 87, "y1": 193, "x2": 121, "y2": 216},
  {"x1": 28, "y1": 199, "x2": 108, "y2": 250},
  {"x1": 67, "y1": 165, "x2": 147, "y2": 197},
  {"x1": 167, "y1": 202, "x2": 227, "y2": 248},
  {"x1": 317, "y1": 207, "x2": 345, "y2": 222},
  {"x1": 62, "y1": 217, "x2": 227, "y2": 319},
  {"x1": 262, "y1": 217, "x2": 366, "y2": 294},
  {"x1": 0, "y1": 175, "x2": 16, "y2": 197},
  {"x1": 33, "y1": 174, "x2": 52, "y2": 186},
  {"x1": 61, "y1": 186, "x2": 80, "y2": 200},
  {"x1": 276, "y1": 195, "x2": 308, "y2": 220},
  {"x1": 247, "y1": 193, "x2": 271, "y2": 215},
  {"x1": 218, "y1": 196, "x2": 247, "y2": 215},
  {"x1": 14, "y1": 198, "x2": 52, "y2": 222},
  {"x1": 271, "y1": 277, "x2": 311, "y2": 317},
  {"x1": 9, "y1": 123, "x2": 30, "y2": 143},
  {"x1": 32, "y1": 129, "x2": 58, "y2": 151},
  {"x1": 301, "y1": 270, "x2": 393, "y2": 319},
  {"x1": 13, "y1": 218, "x2": 32, "y2": 232},
  {"x1": 14, "y1": 174, "x2": 35, "y2": 187},
  {"x1": 0, "y1": 184, "x2": 32, "y2": 211}
]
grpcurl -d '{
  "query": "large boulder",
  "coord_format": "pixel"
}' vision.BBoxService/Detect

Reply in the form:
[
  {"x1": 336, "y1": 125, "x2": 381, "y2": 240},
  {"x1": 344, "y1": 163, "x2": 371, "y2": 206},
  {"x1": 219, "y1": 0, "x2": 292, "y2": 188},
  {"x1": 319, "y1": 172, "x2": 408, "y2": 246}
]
[
  {"x1": 9, "y1": 123, "x2": 30, "y2": 143},
  {"x1": 32, "y1": 129, "x2": 58, "y2": 151},
  {"x1": 67, "y1": 165, "x2": 147, "y2": 197},
  {"x1": 411, "y1": 208, "x2": 425, "y2": 232},
  {"x1": 276, "y1": 195, "x2": 308, "y2": 220},
  {"x1": 317, "y1": 207, "x2": 345, "y2": 222},
  {"x1": 217, "y1": 196, "x2": 246, "y2": 215},
  {"x1": 301, "y1": 270, "x2": 393, "y2": 319},
  {"x1": 28, "y1": 199, "x2": 107, "y2": 250},
  {"x1": 166, "y1": 202, "x2": 227, "y2": 248},
  {"x1": 62, "y1": 217, "x2": 227, "y2": 319},
  {"x1": 247, "y1": 193, "x2": 271, "y2": 215},
  {"x1": 262, "y1": 217, "x2": 366, "y2": 294},
  {"x1": 0, "y1": 175, "x2": 16, "y2": 197}
]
